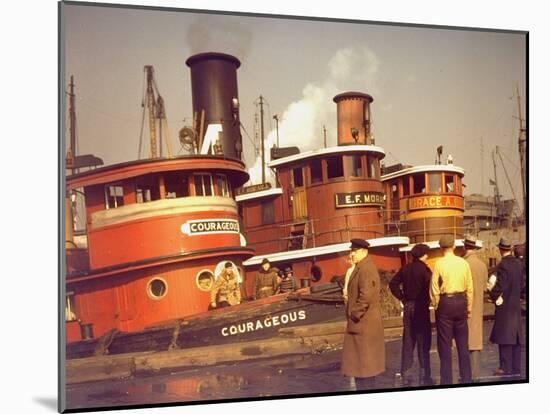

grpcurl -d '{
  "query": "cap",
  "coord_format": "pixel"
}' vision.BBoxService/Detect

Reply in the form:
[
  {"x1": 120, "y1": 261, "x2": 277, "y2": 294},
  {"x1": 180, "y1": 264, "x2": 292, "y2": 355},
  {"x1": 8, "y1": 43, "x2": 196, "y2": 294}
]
[
  {"x1": 411, "y1": 243, "x2": 430, "y2": 258},
  {"x1": 261, "y1": 258, "x2": 270, "y2": 265},
  {"x1": 350, "y1": 238, "x2": 370, "y2": 250},
  {"x1": 497, "y1": 238, "x2": 512, "y2": 250},
  {"x1": 224, "y1": 261, "x2": 233, "y2": 268},
  {"x1": 439, "y1": 235, "x2": 454, "y2": 248},
  {"x1": 284, "y1": 267, "x2": 293, "y2": 274}
]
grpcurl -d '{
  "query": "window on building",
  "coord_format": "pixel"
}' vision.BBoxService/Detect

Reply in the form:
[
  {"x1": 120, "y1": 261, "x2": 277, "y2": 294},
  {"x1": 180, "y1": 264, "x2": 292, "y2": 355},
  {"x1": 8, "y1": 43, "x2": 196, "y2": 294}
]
[
  {"x1": 65, "y1": 293, "x2": 77, "y2": 322},
  {"x1": 445, "y1": 174, "x2": 455, "y2": 193},
  {"x1": 326, "y1": 156, "x2": 344, "y2": 179},
  {"x1": 104, "y1": 183, "x2": 124, "y2": 209},
  {"x1": 293, "y1": 167, "x2": 304, "y2": 187},
  {"x1": 194, "y1": 173, "x2": 214, "y2": 196},
  {"x1": 262, "y1": 199, "x2": 275, "y2": 225},
  {"x1": 429, "y1": 173, "x2": 442, "y2": 193},
  {"x1": 310, "y1": 159, "x2": 323, "y2": 184},
  {"x1": 346, "y1": 155, "x2": 363, "y2": 177},
  {"x1": 367, "y1": 157, "x2": 377, "y2": 178},
  {"x1": 164, "y1": 173, "x2": 189, "y2": 199},
  {"x1": 216, "y1": 174, "x2": 231, "y2": 197},
  {"x1": 402, "y1": 177, "x2": 410, "y2": 196},
  {"x1": 413, "y1": 173, "x2": 426, "y2": 194}
]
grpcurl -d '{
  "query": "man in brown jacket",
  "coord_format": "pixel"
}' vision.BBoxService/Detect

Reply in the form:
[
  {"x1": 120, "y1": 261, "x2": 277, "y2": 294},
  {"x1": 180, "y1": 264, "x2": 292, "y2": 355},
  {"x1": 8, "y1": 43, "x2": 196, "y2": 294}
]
[
  {"x1": 463, "y1": 235, "x2": 488, "y2": 381},
  {"x1": 252, "y1": 258, "x2": 279, "y2": 300},
  {"x1": 341, "y1": 239, "x2": 385, "y2": 390}
]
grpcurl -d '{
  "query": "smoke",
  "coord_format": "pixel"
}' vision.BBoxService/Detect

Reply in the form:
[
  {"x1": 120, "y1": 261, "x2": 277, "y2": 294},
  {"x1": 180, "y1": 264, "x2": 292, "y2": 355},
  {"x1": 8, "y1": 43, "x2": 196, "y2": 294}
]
[
  {"x1": 186, "y1": 16, "x2": 252, "y2": 60},
  {"x1": 246, "y1": 47, "x2": 380, "y2": 185}
]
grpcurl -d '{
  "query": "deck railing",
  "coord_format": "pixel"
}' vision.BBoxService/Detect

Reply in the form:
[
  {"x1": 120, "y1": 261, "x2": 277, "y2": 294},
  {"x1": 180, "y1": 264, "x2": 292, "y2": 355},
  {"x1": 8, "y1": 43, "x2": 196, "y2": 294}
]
[{"x1": 244, "y1": 210, "x2": 464, "y2": 254}]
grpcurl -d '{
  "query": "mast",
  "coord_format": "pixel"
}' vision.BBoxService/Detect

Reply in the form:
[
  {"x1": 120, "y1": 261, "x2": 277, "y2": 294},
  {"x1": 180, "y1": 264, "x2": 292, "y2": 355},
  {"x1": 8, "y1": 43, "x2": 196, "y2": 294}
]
[
  {"x1": 67, "y1": 75, "x2": 77, "y2": 174},
  {"x1": 516, "y1": 85, "x2": 527, "y2": 218},
  {"x1": 259, "y1": 95, "x2": 266, "y2": 183},
  {"x1": 491, "y1": 149, "x2": 501, "y2": 226},
  {"x1": 273, "y1": 114, "x2": 280, "y2": 148}
]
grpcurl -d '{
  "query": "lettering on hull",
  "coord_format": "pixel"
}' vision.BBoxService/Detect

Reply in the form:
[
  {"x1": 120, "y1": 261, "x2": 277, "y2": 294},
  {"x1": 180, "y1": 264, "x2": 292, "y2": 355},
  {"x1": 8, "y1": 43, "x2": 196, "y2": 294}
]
[
  {"x1": 220, "y1": 310, "x2": 307, "y2": 337},
  {"x1": 408, "y1": 195, "x2": 464, "y2": 211},
  {"x1": 181, "y1": 219, "x2": 240, "y2": 235}
]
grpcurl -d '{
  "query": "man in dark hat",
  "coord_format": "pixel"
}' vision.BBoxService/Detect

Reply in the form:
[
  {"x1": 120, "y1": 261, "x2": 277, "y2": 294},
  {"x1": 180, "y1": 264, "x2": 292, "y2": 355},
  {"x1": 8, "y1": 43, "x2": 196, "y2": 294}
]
[
  {"x1": 430, "y1": 234, "x2": 473, "y2": 384},
  {"x1": 341, "y1": 239, "x2": 385, "y2": 390},
  {"x1": 277, "y1": 267, "x2": 297, "y2": 294},
  {"x1": 389, "y1": 243, "x2": 433, "y2": 385},
  {"x1": 489, "y1": 238, "x2": 524, "y2": 377},
  {"x1": 462, "y1": 234, "x2": 488, "y2": 381},
  {"x1": 210, "y1": 261, "x2": 241, "y2": 309},
  {"x1": 252, "y1": 258, "x2": 279, "y2": 300}
]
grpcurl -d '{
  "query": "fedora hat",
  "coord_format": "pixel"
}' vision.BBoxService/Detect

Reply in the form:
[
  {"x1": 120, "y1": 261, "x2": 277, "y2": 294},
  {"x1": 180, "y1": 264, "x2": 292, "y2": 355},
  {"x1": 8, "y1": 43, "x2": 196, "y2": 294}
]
[
  {"x1": 464, "y1": 234, "x2": 478, "y2": 249},
  {"x1": 497, "y1": 238, "x2": 512, "y2": 250}
]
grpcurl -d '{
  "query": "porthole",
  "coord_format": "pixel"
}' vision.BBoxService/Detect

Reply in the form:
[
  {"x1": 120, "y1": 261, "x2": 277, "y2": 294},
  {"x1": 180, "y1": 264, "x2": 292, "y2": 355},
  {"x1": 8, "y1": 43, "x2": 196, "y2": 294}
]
[
  {"x1": 311, "y1": 265, "x2": 322, "y2": 282},
  {"x1": 196, "y1": 270, "x2": 215, "y2": 292},
  {"x1": 147, "y1": 278, "x2": 168, "y2": 300}
]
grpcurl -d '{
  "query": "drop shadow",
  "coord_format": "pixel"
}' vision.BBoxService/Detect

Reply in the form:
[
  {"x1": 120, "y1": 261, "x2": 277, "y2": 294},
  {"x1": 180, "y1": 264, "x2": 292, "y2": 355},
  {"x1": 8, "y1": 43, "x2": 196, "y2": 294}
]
[{"x1": 33, "y1": 397, "x2": 58, "y2": 412}]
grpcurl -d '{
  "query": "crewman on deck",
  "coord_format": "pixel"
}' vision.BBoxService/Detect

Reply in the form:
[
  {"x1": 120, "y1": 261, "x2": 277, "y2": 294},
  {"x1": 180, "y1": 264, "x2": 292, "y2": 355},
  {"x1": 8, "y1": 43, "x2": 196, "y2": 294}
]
[
  {"x1": 210, "y1": 261, "x2": 241, "y2": 309},
  {"x1": 277, "y1": 267, "x2": 298, "y2": 294},
  {"x1": 430, "y1": 234, "x2": 473, "y2": 385},
  {"x1": 253, "y1": 258, "x2": 279, "y2": 300}
]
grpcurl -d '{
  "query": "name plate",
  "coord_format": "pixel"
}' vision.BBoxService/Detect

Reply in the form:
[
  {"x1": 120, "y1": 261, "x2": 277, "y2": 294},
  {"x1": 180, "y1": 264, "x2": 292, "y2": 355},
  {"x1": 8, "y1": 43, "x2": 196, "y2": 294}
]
[
  {"x1": 408, "y1": 195, "x2": 464, "y2": 211},
  {"x1": 181, "y1": 219, "x2": 240, "y2": 235},
  {"x1": 335, "y1": 191, "x2": 385, "y2": 208},
  {"x1": 221, "y1": 310, "x2": 307, "y2": 337}
]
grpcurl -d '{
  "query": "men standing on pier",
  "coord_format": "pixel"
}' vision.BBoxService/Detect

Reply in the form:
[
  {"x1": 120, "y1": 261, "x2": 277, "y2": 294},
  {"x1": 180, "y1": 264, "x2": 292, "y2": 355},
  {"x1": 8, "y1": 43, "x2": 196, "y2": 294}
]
[
  {"x1": 341, "y1": 239, "x2": 385, "y2": 390},
  {"x1": 489, "y1": 238, "x2": 524, "y2": 377},
  {"x1": 389, "y1": 243, "x2": 433, "y2": 385},
  {"x1": 463, "y1": 235, "x2": 488, "y2": 381},
  {"x1": 253, "y1": 258, "x2": 279, "y2": 300},
  {"x1": 430, "y1": 234, "x2": 473, "y2": 385}
]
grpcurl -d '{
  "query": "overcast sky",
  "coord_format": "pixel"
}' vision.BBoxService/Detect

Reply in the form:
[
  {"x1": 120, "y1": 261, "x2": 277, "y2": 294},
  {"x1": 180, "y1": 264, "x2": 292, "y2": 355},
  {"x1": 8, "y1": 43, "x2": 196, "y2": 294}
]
[{"x1": 63, "y1": 2, "x2": 526, "y2": 201}]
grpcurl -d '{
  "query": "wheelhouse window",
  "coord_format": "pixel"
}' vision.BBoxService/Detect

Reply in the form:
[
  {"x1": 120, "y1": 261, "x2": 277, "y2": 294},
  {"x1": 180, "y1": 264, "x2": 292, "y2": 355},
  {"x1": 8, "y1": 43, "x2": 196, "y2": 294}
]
[
  {"x1": 216, "y1": 174, "x2": 231, "y2": 197},
  {"x1": 428, "y1": 173, "x2": 442, "y2": 193},
  {"x1": 310, "y1": 159, "x2": 323, "y2": 184},
  {"x1": 326, "y1": 156, "x2": 344, "y2": 179},
  {"x1": 194, "y1": 173, "x2": 214, "y2": 196},
  {"x1": 347, "y1": 155, "x2": 363, "y2": 177},
  {"x1": 367, "y1": 156, "x2": 377, "y2": 178},
  {"x1": 293, "y1": 167, "x2": 304, "y2": 187},
  {"x1": 444, "y1": 174, "x2": 455, "y2": 193},
  {"x1": 412, "y1": 173, "x2": 426, "y2": 194},
  {"x1": 262, "y1": 199, "x2": 275, "y2": 225},
  {"x1": 165, "y1": 172, "x2": 189, "y2": 199},
  {"x1": 402, "y1": 176, "x2": 410, "y2": 196},
  {"x1": 105, "y1": 183, "x2": 124, "y2": 209}
]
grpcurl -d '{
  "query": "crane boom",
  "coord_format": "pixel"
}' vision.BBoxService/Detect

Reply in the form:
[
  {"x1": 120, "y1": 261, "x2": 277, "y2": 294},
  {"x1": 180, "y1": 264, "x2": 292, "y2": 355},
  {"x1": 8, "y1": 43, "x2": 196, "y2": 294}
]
[{"x1": 144, "y1": 66, "x2": 158, "y2": 158}]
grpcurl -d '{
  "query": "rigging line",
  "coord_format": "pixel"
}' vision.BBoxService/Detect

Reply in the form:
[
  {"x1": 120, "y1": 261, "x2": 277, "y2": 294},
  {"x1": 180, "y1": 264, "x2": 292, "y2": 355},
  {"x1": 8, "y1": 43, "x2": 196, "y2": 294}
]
[
  {"x1": 498, "y1": 147, "x2": 520, "y2": 171},
  {"x1": 239, "y1": 121, "x2": 258, "y2": 151}
]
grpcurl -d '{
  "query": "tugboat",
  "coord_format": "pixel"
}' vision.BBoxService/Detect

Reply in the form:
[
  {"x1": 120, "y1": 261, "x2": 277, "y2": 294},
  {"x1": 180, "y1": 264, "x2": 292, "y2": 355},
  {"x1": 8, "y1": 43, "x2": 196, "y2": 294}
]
[{"x1": 237, "y1": 91, "x2": 409, "y2": 292}]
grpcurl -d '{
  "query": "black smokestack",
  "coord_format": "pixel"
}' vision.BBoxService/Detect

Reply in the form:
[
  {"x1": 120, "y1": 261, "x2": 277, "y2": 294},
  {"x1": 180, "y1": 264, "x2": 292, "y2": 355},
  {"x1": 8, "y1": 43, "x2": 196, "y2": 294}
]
[{"x1": 185, "y1": 52, "x2": 243, "y2": 159}]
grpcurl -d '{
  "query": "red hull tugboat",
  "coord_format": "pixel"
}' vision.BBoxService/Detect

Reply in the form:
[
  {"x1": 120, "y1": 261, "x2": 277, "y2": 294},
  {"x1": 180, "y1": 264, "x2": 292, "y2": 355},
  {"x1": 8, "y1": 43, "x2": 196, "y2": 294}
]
[{"x1": 237, "y1": 91, "x2": 409, "y2": 291}]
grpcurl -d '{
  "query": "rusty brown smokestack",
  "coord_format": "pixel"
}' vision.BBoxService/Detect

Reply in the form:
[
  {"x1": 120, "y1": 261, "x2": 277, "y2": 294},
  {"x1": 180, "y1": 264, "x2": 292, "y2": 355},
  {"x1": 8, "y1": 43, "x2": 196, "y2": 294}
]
[
  {"x1": 185, "y1": 52, "x2": 243, "y2": 159},
  {"x1": 333, "y1": 92, "x2": 374, "y2": 146}
]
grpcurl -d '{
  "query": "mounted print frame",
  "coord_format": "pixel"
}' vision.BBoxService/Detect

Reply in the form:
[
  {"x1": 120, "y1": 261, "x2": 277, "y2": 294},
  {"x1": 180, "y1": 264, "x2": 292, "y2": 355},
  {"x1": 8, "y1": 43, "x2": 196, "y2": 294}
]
[{"x1": 59, "y1": 0, "x2": 528, "y2": 412}]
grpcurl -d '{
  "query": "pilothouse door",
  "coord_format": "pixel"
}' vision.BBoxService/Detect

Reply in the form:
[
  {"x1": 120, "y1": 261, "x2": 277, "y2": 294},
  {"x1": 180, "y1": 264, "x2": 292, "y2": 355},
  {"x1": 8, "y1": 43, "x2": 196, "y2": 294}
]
[{"x1": 291, "y1": 166, "x2": 307, "y2": 220}]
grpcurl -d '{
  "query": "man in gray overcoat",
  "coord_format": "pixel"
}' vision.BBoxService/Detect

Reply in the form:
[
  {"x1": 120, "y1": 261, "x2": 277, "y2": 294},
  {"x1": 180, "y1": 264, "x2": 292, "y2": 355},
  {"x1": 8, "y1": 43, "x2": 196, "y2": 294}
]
[
  {"x1": 341, "y1": 238, "x2": 385, "y2": 390},
  {"x1": 463, "y1": 235, "x2": 488, "y2": 381}
]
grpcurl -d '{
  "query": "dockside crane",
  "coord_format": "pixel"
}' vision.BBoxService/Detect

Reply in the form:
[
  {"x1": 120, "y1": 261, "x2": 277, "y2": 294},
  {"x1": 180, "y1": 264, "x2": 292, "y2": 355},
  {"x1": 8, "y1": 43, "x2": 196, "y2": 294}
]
[{"x1": 139, "y1": 65, "x2": 173, "y2": 159}]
